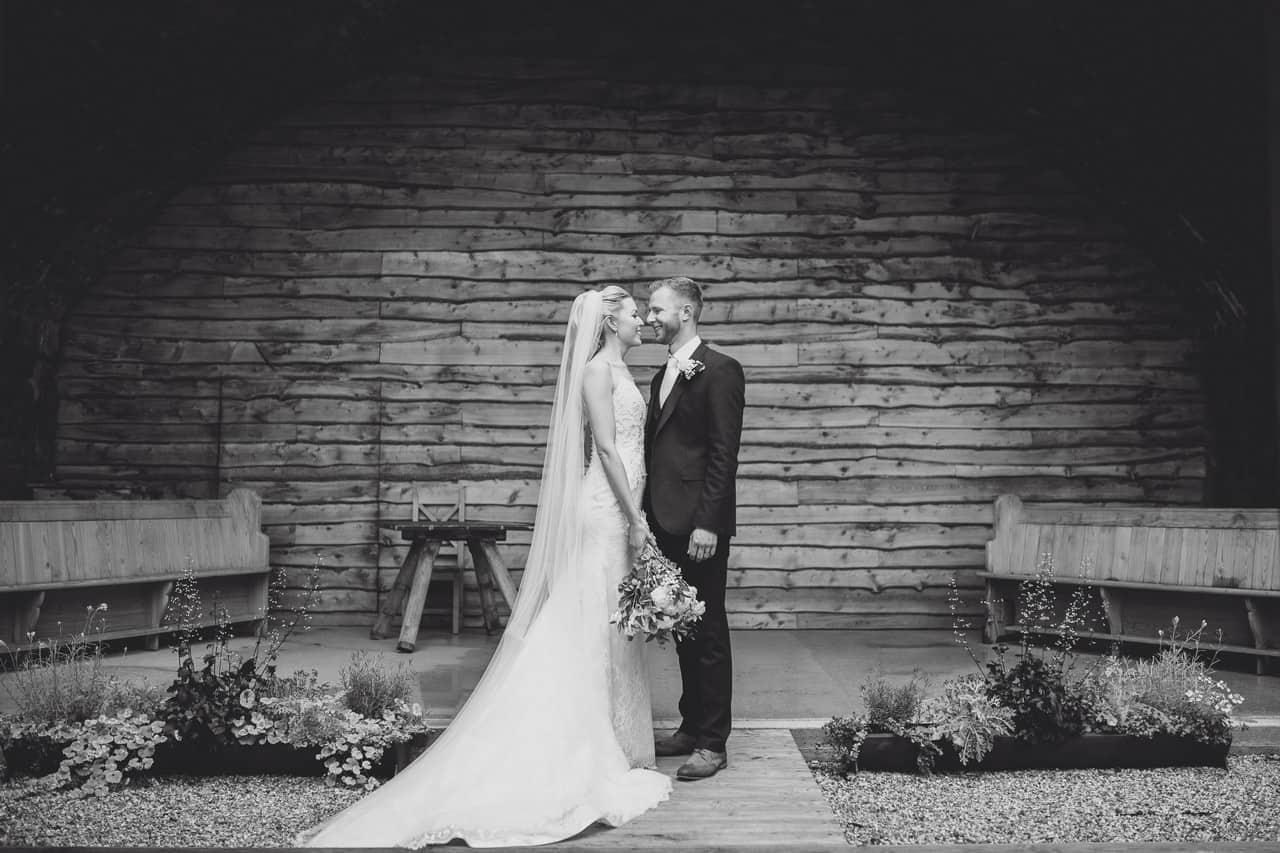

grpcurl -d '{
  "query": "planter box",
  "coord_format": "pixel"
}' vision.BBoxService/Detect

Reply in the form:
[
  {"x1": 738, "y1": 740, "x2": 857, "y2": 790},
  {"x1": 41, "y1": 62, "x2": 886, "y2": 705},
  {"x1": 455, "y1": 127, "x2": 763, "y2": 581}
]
[
  {"x1": 857, "y1": 732, "x2": 1229, "y2": 773},
  {"x1": 2, "y1": 731, "x2": 437, "y2": 781},
  {"x1": 1, "y1": 735, "x2": 68, "y2": 779},
  {"x1": 153, "y1": 741, "x2": 331, "y2": 777},
  {"x1": 152, "y1": 731, "x2": 437, "y2": 777}
]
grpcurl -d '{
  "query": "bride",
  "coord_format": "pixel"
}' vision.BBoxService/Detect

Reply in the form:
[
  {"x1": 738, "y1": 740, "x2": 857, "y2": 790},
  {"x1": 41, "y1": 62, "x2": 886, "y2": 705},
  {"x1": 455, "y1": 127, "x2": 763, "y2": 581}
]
[{"x1": 297, "y1": 286, "x2": 672, "y2": 848}]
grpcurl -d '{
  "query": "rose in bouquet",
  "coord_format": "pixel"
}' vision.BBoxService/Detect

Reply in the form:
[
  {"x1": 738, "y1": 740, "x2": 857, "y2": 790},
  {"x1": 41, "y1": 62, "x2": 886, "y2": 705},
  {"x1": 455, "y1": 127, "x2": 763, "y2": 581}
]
[{"x1": 609, "y1": 541, "x2": 706, "y2": 646}]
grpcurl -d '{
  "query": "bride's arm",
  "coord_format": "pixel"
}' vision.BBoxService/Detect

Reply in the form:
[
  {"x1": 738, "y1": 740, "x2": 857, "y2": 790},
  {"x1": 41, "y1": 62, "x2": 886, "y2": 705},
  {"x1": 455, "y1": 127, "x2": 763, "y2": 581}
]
[{"x1": 582, "y1": 360, "x2": 650, "y2": 550}]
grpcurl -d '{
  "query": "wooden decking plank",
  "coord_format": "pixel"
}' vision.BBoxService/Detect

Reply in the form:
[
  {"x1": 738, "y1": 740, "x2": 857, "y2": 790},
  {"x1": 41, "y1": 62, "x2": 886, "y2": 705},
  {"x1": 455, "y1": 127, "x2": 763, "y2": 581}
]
[{"x1": 561, "y1": 729, "x2": 844, "y2": 848}]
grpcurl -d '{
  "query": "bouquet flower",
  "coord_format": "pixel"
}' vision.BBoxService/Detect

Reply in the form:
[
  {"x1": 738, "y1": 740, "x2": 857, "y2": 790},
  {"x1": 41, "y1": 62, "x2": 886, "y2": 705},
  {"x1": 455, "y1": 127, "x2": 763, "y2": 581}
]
[{"x1": 610, "y1": 541, "x2": 706, "y2": 646}]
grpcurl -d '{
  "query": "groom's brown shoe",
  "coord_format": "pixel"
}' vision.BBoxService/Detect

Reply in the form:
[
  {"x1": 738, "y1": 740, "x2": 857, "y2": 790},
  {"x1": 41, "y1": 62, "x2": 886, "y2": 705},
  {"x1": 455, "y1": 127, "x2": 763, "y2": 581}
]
[
  {"x1": 676, "y1": 748, "x2": 727, "y2": 781},
  {"x1": 654, "y1": 731, "x2": 696, "y2": 757}
]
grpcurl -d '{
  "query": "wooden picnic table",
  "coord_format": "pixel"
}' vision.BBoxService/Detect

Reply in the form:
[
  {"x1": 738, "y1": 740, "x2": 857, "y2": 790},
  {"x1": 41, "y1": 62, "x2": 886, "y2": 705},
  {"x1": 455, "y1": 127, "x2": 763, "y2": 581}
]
[{"x1": 370, "y1": 521, "x2": 532, "y2": 653}]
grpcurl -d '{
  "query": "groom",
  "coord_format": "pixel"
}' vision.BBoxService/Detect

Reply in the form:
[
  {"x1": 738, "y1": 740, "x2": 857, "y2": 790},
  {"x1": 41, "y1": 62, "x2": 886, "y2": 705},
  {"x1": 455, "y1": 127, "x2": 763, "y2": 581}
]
[{"x1": 642, "y1": 276, "x2": 745, "y2": 782}]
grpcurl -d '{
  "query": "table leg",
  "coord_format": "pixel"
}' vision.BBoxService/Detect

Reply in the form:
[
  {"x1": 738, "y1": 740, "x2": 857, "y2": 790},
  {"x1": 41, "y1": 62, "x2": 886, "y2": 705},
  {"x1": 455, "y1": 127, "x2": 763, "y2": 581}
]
[
  {"x1": 468, "y1": 540, "x2": 500, "y2": 634},
  {"x1": 147, "y1": 581, "x2": 175, "y2": 651},
  {"x1": 396, "y1": 541, "x2": 441, "y2": 653},
  {"x1": 1244, "y1": 597, "x2": 1277, "y2": 675},
  {"x1": 475, "y1": 540, "x2": 518, "y2": 610},
  {"x1": 15, "y1": 591, "x2": 45, "y2": 645},
  {"x1": 371, "y1": 540, "x2": 425, "y2": 640},
  {"x1": 983, "y1": 579, "x2": 1007, "y2": 644}
]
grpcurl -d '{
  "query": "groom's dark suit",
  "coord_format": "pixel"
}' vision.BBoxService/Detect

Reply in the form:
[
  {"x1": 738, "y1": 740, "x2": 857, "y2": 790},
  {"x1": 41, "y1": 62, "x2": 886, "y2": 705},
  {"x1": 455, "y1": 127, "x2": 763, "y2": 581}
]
[{"x1": 643, "y1": 341, "x2": 745, "y2": 754}]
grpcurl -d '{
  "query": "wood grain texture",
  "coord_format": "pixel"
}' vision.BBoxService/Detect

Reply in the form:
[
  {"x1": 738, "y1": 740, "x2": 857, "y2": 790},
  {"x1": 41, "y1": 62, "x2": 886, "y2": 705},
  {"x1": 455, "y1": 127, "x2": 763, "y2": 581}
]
[
  {"x1": 50, "y1": 66, "x2": 1208, "y2": 628},
  {"x1": 0, "y1": 489, "x2": 271, "y2": 647},
  {"x1": 560, "y1": 729, "x2": 844, "y2": 848},
  {"x1": 983, "y1": 494, "x2": 1280, "y2": 667}
]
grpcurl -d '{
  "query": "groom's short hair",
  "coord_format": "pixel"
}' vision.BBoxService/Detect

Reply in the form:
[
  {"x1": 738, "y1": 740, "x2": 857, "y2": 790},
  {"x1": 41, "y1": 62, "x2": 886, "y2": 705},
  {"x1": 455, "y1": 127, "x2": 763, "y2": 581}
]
[{"x1": 649, "y1": 276, "x2": 703, "y2": 321}]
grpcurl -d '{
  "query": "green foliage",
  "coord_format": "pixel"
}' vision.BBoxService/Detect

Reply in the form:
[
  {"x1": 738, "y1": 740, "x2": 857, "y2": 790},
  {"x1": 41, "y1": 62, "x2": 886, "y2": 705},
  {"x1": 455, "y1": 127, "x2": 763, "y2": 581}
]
[
  {"x1": 823, "y1": 557, "x2": 1248, "y2": 777},
  {"x1": 921, "y1": 675, "x2": 1015, "y2": 765},
  {"x1": 955, "y1": 558, "x2": 1244, "y2": 749},
  {"x1": 860, "y1": 669, "x2": 931, "y2": 732},
  {"x1": 821, "y1": 714, "x2": 868, "y2": 775},
  {"x1": 158, "y1": 558, "x2": 319, "y2": 751},
  {"x1": 984, "y1": 653, "x2": 1091, "y2": 744},
  {"x1": 1082, "y1": 619, "x2": 1243, "y2": 746},
  {"x1": 159, "y1": 649, "x2": 274, "y2": 750},
  {"x1": 340, "y1": 651, "x2": 416, "y2": 719},
  {"x1": 0, "y1": 605, "x2": 115, "y2": 726},
  {"x1": 823, "y1": 670, "x2": 936, "y2": 774},
  {"x1": 0, "y1": 560, "x2": 436, "y2": 796},
  {"x1": 0, "y1": 718, "x2": 78, "y2": 779},
  {"x1": 52, "y1": 711, "x2": 167, "y2": 798},
  {"x1": 313, "y1": 697, "x2": 429, "y2": 790},
  {"x1": 962, "y1": 556, "x2": 1104, "y2": 744}
]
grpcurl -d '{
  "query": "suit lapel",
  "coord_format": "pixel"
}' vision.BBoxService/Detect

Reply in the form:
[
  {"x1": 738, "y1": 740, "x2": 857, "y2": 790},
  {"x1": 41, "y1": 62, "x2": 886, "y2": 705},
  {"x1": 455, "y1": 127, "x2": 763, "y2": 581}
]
[
  {"x1": 653, "y1": 342, "x2": 708, "y2": 438},
  {"x1": 647, "y1": 367, "x2": 665, "y2": 427}
]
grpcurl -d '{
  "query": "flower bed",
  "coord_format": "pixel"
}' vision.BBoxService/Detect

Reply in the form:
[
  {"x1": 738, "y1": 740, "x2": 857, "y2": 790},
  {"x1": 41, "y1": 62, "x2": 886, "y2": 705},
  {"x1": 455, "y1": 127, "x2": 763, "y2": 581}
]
[
  {"x1": 854, "y1": 731, "x2": 1228, "y2": 773},
  {"x1": 0, "y1": 560, "x2": 438, "y2": 797},
  {"x1": 822, "y1": 563, "x2": 1246, "y2": 776},
  {"x1": 146, "y1": 730, "x2": 437, "y2": 778}
]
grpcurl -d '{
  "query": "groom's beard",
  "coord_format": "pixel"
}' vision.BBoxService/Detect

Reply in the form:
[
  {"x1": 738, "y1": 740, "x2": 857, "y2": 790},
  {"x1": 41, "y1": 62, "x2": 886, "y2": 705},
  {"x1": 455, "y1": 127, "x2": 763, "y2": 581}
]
[{"x1": 651, "y1": 322, "x2": 677, "y2": 346}]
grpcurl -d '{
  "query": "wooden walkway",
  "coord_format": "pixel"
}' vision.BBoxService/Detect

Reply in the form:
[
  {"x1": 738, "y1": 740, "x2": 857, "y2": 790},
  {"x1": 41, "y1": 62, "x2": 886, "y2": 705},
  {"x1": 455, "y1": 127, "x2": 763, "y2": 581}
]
[{"x1": 560, "y1": 729, "x2": 844, "y2": 849}]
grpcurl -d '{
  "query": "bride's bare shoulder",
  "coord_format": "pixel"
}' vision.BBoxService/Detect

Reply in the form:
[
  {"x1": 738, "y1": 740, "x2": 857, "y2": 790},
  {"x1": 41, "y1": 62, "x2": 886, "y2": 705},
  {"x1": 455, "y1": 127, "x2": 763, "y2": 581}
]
[{"x1": 583, "y1": 355, "x2": 615, "y2": 390}]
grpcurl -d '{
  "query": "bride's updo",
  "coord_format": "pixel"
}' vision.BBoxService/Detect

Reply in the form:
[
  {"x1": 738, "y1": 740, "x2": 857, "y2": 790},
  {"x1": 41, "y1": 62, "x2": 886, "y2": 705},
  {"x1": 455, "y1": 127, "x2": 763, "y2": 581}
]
[{"x1": 591, "y1": 285, "x2": 632, "y2": 357}]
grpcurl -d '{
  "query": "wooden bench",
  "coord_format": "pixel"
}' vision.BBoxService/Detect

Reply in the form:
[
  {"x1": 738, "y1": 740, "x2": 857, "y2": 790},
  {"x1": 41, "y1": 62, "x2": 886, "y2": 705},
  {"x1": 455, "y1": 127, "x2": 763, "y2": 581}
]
[
  {"x1": 0, "y1": 488, "x2": 272, "y2": 651},
  {"x1": 980, "y1": 494, "x2": 1280, "y2": 673}
]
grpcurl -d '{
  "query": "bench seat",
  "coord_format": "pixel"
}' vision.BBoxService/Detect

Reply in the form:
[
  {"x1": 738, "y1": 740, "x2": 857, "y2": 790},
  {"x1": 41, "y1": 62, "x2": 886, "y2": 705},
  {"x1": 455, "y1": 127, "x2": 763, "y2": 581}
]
[
  {"x1": 0, "y1": 489, "x2": 271, "y2": 651},
  {"x1": 982, "y1": 495, "x2": 1280, "y2": 672}
]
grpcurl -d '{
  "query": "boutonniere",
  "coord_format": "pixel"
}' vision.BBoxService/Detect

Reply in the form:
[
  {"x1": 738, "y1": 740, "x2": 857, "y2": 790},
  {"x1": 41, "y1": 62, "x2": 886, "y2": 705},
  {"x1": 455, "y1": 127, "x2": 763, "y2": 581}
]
[{"x1": 674, "y1": 357, "x2": 705, "y2": 381}]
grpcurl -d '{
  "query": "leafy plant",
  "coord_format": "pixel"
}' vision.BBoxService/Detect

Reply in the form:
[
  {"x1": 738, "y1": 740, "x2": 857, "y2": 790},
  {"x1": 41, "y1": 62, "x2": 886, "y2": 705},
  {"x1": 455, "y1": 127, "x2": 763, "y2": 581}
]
[
  {"x1": 951, "y1": 556, "x2": 1106, "y2": 743},
  {"x1": 158, "y1": 557, "x2": 320, "y2": 752},
  {"x1": 823, "y1": 670, "x2": 938, "y2": 774},
  {"x1": 951, "y1": 559, "x2": 1243, "y2": 749},
  {"x1": 159, "y1": 649, "x2": 273, "y2": 750},
  {"x1": 1083, "y1": 618, "x2": 1243, "y2": 745},
  {"x1": 0, "y1": 605, "x2": 114, "y2": 726},
  {"x1": 920, "y1": 674, "x2": 1015, "y2": 765},
  {"x1": 0, "y1": 561, "x2": 441, "y2": 797},
  {"x1": 226, "y1": 688, "x2": 432, "y2": 790},
  {"x1": 984, "y1": 652, "x2": 1091, "y2": 744},
  {"x1": 340, "y1": 651, "x2": 416, "y2": 719},
  {"x1": 0, "y1": 604, "x2": 168, "y2": 782},
  {"x1": 314, "y1": 697, "x2": 430, "y2": 790},
  {"x1": 1, "y1": 717, "x2": 79, "y2": 779},
  {"x1": 52, "y1": 710, "x2": 167, "y2": 798},
  {"x1": 821, "y1": 714, "x2": 868, "y2": 775},
  {"x1": 860, "y1": 669, "x2": 931, "y2": 732}
]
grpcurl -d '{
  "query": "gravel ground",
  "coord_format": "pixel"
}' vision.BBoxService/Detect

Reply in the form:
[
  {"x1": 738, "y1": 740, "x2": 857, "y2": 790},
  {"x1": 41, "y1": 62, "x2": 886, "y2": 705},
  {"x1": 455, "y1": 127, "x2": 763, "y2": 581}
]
[
  {"x1": 812, "y1": 754, "x2": 1280, "y2": 846},
  {"x1": 0, "y1": 774, "x2": 363, "y2": 847},
  {"x1": 6, "y1": 758, "x2": 1280, "y2": 846}
]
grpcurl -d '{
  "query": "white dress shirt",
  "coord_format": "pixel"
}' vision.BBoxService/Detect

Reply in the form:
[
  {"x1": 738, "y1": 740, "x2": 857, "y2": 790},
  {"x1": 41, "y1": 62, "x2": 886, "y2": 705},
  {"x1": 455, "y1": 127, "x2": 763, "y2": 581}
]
[{"x1": 659, "y1": 336, "x2": 702, "y2": 408}]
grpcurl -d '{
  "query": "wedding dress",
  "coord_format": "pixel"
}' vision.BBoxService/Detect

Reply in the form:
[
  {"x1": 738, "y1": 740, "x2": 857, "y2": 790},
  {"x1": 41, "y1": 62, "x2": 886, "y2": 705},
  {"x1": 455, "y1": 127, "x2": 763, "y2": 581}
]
[{"x1": 297, "y1": 292, "x2": 670, "y2": 848}]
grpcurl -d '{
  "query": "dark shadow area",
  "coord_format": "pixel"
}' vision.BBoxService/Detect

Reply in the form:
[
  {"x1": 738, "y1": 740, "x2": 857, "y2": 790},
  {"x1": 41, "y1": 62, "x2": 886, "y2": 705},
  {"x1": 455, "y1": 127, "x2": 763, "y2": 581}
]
[{"x1": 2, "y1": 0, "x2": 1274, "y2": 502}]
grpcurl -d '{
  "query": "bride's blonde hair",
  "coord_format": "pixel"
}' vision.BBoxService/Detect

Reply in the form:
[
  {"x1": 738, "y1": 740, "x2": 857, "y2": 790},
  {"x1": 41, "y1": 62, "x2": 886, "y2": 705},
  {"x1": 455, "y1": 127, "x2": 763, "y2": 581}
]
[
  {"x1": 579, "y1": 285, "x2": 633, "y2": 463},
  {"x1": 591, "y1": 285, "x2": 633, "y2": 358}
]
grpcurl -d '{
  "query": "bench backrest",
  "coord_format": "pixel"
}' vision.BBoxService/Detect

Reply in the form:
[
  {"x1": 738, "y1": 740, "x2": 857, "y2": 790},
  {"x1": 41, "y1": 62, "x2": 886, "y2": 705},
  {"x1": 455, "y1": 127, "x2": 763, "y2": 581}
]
[
  {"x1": 0, "y1": 488, "x2": 270, "y2": 591},
  {"x1": 987, "y1": 494, "x2": 1280, "y2": 591}
]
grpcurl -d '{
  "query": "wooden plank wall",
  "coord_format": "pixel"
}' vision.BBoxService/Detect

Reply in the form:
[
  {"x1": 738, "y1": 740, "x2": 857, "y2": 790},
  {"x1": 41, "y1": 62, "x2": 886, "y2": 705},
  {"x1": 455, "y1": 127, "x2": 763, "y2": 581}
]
[{"x1": 51, "y1": 61, "x2": 1207, "y2": 629}]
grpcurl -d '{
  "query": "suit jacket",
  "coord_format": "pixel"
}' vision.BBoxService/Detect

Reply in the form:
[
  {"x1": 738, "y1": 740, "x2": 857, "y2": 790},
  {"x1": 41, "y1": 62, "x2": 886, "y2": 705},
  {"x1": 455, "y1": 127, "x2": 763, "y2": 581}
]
[{"x1": 643, "y1": 341, "x2": 746, "y2": 537}]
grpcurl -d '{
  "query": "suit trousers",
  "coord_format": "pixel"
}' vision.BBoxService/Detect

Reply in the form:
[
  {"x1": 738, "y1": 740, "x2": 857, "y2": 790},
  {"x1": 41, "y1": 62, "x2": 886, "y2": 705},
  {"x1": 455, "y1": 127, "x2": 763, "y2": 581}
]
[{"x1": 653, "y1": 523, "x2": 732, "y2": 753}]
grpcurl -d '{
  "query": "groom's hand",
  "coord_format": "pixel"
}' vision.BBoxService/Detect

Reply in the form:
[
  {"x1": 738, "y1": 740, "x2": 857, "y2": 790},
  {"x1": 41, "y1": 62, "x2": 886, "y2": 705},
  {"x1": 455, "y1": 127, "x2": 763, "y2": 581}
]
[{"x1": 688, "y1": 528, "x2": 718, "y2": 562}]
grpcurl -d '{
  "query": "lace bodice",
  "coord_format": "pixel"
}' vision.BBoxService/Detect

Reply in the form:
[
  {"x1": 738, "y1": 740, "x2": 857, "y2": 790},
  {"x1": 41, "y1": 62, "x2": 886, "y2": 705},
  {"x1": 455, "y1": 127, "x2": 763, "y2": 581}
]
[{"x1": 584, "y1": 360, "x2": 647, "y2": 501}]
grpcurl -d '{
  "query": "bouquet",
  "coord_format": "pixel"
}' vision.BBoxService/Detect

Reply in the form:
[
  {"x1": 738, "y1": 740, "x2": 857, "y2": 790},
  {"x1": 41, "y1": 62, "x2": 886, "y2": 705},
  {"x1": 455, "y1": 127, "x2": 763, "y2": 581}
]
[{"x1": 609, "y1": 541, "x2": 706, "y2": 646}]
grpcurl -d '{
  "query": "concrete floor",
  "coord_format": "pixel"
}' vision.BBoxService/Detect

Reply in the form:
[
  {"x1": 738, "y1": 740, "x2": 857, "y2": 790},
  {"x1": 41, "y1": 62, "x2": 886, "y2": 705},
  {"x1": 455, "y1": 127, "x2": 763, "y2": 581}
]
[{"x1": 4, "y1": 627, "x2": 1280, "y2": 731}]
